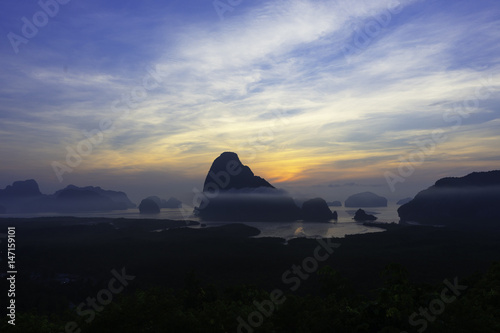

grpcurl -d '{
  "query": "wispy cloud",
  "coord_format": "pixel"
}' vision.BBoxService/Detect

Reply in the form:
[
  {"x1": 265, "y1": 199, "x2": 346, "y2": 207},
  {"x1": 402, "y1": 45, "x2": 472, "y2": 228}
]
[{"x1": 0, "y1": 0, "x2": 499, "y2": 200}]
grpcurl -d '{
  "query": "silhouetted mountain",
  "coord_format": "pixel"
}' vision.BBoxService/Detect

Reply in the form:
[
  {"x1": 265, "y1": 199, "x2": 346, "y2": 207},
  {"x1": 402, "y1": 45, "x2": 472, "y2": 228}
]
[
  {"x1": 0, "y1": 180, "x2": 135, "y2": 213},
  {"x1": 53, "y1": 188, "x2": 121, "y2": 212},
  {"x1": 0, "y1": 180, "x2": 43, "y2": 213},
  {"x1": 203, "y1": 152, "x2": 273, "y2": 192},
  {"x1": 55, "y1": 185, "x2": 135, "y2": 208},
  {"x1": 345, "y1": 192, "x2": 388, "y2": 207},
  {"x1": 0, "y1": 179, "x2": 41, "y2": 197},
  {"x1": 301, "y1": 198, "x2": 334, "y2": 221},
  {"x1": 397, "y1": 197, "x2": 413, "y2": 205},
  {"x1": 353, "y1": 209, "x2": 377, "y2": 221},
  {"x1": 398, "y1": 170, "x2": 500, "y2": 227},
  {"x1": 197, "y1": 152, "x2": 301, "y2": 221},
  {"x1": 57, "y1": 189, "x2": 102, "y2": 199},
  {"x1": 145, "y1": 196, "x2": 163, "y2": 208},
  {"x1": 139, "y1": 198, "x2": 160, "y2": 214},
  {"x1": 435, "y1": 171, "x2": 500, "y2": 187}
]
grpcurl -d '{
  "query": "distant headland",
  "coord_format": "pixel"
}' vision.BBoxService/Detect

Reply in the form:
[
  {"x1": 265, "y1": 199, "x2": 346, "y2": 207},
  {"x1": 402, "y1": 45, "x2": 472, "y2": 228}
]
[
  {"x1": 0, "y1": 181, "x2": 135, "y2": 214},
  {"x1": 398, "y1": 170, "x2": 500, "y2": 228}
]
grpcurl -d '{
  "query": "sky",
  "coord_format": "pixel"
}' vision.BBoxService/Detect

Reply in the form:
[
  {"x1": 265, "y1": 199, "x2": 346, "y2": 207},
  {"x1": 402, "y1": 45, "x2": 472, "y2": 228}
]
[{"x1": 0, "y1": 0, "x2": 499, "y2": 204}]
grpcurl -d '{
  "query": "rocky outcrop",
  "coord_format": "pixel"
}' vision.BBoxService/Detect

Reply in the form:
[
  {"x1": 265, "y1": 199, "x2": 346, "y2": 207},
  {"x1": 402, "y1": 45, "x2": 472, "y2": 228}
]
[
  {"x1": 145, "y1": 196, "x2": 163, "y2": 208},
  {"x1": 0, "y1": 180, "x2": 135, "y2": 213},
  {"x1": 301, "y1": 198, "x2": 334, "y2": 221},
  {"x1": 139, "y1": 198, "x2": 160, "y2": 214},
  {"x1": 0, "y1": 179, "x2": 41, "y2": 198},
  {"x1": 345, "y1": 192, "x2": 387, "y2": 207},
  {"x1": 203, "y1": 152, "x2": 273, "y2": 193},
  {"x1": 0, "y1": 180, "x2": 42, "y2": 213},
  {"x1": 353, "y1": 209, "x2": 377, "y2": 221},
  {"x1": 398, "y1": 171, "x2": 500, "y2": 227},
  {"x1": 196, "y1": 152, "x2": 301, "y2": 221},
  {"x1": 55, "y1": 185, "x2": 135, "y2": 208}
]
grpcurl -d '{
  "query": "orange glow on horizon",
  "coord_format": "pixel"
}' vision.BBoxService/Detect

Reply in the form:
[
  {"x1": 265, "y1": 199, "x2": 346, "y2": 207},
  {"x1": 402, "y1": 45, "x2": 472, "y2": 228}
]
[{"x1": 69, "y1": 141, "x2": 500, "y2": 190}]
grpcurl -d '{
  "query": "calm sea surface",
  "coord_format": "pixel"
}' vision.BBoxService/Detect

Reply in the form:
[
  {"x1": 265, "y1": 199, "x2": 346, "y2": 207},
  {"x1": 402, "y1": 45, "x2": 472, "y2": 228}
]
[{"x1": 2, "y1": 204, "x2": 401, "y2": 240}]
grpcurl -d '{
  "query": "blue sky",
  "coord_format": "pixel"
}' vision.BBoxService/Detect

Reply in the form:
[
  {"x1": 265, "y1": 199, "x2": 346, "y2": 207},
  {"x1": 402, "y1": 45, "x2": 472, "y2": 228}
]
[{"x1": 0, "y1": 0, "x2": 499, "y2": 204}]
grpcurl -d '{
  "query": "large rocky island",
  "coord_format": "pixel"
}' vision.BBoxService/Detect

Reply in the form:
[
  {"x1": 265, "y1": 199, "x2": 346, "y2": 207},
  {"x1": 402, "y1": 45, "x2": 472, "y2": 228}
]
[
  {"x1": 398, "y1": 170, "x2": 500, "y2": 228},
  {"x1": 195, "y1": 152, "x2": 301, "y2": 221},
  {"x1": 196, "y1": 152, "x2": 336, "y2": 222}
]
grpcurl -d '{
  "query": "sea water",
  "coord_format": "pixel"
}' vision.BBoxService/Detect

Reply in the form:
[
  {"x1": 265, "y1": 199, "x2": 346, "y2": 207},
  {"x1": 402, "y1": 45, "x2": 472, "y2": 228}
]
[{"x1": 1, "y1": 204, "x2": 401, "y2": 240}]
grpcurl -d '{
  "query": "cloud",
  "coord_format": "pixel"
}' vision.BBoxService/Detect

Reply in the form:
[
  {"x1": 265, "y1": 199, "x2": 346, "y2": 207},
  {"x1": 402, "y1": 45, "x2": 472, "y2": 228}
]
[{"x1": 0, "y1": 0, "x2": 499, "y2": 201}]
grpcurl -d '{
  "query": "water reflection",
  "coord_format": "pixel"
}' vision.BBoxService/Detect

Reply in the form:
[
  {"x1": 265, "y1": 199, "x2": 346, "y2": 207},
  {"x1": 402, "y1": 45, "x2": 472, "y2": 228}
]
[{"x1": 2, "y1": 204, "x2": 400, "y2": 239}]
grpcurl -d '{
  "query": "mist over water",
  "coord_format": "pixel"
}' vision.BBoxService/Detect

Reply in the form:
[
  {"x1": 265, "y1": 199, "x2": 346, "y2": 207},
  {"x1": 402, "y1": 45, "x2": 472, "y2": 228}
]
[{"x1": 2, "y1": 203, "x2": 401, "y2": 239}]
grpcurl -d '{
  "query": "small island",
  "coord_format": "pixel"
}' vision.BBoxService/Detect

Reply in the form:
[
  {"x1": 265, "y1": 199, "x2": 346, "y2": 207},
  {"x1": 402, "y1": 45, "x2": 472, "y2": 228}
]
[
  {"x1": 353, "y1": 208, "x2": 378, "y2": 221},
  {"x1": 345, "y1": 192, "x2": 388, "y2": 207}
]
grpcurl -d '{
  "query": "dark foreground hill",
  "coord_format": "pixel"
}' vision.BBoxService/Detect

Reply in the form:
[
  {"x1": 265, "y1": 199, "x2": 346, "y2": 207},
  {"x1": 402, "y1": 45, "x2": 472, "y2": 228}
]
[{"x1": 1, "y1": 217, "x2": 500, "y2": 332}]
